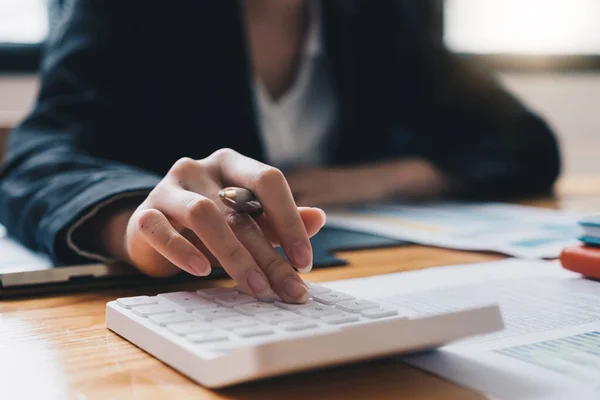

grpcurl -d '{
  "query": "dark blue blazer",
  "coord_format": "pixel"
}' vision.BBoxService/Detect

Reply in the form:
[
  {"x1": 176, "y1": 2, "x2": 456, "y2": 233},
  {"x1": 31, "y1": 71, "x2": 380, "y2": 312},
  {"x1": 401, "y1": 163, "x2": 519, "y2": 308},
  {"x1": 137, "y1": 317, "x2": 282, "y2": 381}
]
[{"x1": 0, "y1": 0, "x2": 560, "y2": 264}]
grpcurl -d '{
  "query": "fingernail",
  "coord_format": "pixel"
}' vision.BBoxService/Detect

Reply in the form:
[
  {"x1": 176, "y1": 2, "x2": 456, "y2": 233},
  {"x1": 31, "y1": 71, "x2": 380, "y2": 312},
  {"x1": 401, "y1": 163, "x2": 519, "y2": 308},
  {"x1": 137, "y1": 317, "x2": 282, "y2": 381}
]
[
  {"x1": 314, "y1": 208, "x2": 327, "y2": 224},
  {"x1": 247, "y1": 270, "x2": 271, "y2": 296},
  {"x1": 284, "y1": 278, "x2": 309, "y2": 301},
  {"x1": 291, "y1": 241, "x2": 312, "y2": 272},
  {"x1": 189, "y1": 256, "x2": 211, "y2": 276},
  {"x1": 297, "y1": 264, "x2": 312, "y2": 274}
]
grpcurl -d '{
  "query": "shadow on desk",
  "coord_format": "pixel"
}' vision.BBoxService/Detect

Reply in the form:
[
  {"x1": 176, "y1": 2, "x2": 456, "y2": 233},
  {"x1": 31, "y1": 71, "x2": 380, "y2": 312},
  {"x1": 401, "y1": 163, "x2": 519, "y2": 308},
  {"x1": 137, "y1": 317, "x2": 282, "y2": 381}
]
[{"x1": 218, "y1": 358, "x2": 486, "y2": 400}]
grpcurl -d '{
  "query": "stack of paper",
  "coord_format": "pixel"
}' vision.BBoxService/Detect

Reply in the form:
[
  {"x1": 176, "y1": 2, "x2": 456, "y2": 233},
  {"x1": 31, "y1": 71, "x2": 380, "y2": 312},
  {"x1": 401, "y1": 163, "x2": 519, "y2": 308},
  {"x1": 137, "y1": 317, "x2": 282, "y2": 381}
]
[
  {"x1": 0, "y1": 224, "x2": 53, "y2": 273},
  {"x1": 325, "y1": 202, "x2": 582, "y2": 259},
  {"x1": 323, "y1": 259, "x2": 600, "y2": 400}
]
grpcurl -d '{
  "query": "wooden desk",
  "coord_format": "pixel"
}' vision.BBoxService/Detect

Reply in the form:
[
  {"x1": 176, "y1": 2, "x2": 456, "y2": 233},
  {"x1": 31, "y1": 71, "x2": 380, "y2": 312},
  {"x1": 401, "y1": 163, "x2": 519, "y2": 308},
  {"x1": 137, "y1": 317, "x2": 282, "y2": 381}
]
[{"x1": 0, "y1": 189, "x2": 596, "y2": 400}]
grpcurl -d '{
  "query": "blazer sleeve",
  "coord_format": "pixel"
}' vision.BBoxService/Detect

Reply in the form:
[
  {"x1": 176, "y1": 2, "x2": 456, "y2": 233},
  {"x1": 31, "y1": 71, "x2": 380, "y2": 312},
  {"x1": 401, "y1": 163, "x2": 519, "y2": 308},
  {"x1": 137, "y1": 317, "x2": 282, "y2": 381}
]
[
  {"x1": 389, "y1": 2, "x2": 561, "y2": 199},
  {"x1": 0, "y1": 1, "x2": 161, "y2": 264}
]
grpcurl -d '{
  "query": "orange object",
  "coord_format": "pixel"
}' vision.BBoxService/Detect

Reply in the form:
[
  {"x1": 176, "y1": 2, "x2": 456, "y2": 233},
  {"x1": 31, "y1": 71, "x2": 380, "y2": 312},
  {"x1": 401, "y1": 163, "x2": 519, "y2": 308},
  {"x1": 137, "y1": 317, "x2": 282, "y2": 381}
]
[{"x1": 560, "y1": 244, "x2": 600, "y2": 279}]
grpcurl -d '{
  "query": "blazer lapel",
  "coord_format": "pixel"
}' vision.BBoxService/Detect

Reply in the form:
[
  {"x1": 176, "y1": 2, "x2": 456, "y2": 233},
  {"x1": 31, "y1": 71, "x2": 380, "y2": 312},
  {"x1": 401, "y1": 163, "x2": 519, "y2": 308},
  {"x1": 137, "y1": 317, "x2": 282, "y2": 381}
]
[
  {"x1": 321, "y1": 0, "x2": 363, "y2": 164},
  {"x1": 209, "y1": 0, "x2": 266, "y2": 161},
  {"x1": 323, "y1": 0, "x2": 395, "y2": 164}
]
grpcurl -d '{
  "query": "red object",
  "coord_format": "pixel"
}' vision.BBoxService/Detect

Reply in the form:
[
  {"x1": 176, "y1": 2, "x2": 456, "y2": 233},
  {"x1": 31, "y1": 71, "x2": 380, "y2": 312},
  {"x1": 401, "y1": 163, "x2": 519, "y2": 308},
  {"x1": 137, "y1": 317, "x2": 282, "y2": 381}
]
[{"x1": 560, "y1": 244, "x2": 600, "y2": 279}]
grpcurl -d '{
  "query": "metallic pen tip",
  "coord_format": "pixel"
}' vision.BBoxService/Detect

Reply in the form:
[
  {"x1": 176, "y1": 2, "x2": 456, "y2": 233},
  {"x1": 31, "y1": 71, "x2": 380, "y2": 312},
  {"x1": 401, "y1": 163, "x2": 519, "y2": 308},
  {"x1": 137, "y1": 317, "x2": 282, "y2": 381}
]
[{"x1": 219, "y1": 189, "x2": 237, "y2": 200}]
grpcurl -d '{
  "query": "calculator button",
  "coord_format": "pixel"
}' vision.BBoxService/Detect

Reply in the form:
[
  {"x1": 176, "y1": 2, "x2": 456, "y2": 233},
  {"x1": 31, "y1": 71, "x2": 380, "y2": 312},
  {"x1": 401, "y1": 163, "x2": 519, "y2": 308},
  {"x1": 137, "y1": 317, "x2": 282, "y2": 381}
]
[
  {"x1": 116, "y1": 296, "x2": 157, "y2": 309},
  {"x1": 188, "y1": 332, "x2": 229, "y2": 344},
  {"x1": 306, "y1": 282, "x2": 331, "y2": 295},
  {"x1": 361, "y1": 308, "x2": 399, "y2": 319},
  {"x1": 321, "y1": 313, "x2": 360, "y2": 325},
  {"x1": 274, "y1": 299, "x2": 319, "y2": 311},
  {"x1": 234, "y1": 302, "x2": 279, "y2": 315},
  {"x1": 212, "y1": 316, "x2": 260, "y2": 330},
  {"x1": 213, "y1": 293, "x2": 257, "y2": 307},
  {"x1": 234, "y1": 326, "x2": 275, "y2": 338},
  {"x1": 336, "y1": 299, "x2": 380, "y2": 313},
  {"x1": 148, "y1": 312, "x2": 195, "y2": 326},
  {"x1": 158, "y1": 292, "x2": 217, "y2": 312},
  {"x1": 312, "y1": 291, "x2": 354, "y2": 305},
  {"x1": 295, "y1": 304, "x2": 341, "y2": 319},
  {"x1": 167, "y1": 322, "x2": 215, "y2": 336},
  {"x1": 132, "y1": 304, "x2": 174, "y2": 317},
  {"x1": 193, "y1": 308, "x2": 240, "y2": 321},
  {"x1": 279, "y1": 320, "x2": 319, "y2": 332},
  {"x1": 255, "y1": 310, "x2": 303, "y2": 325},
  {"x1": 257, "y1": 292, "x2": 282, "y2": 303},
  {"x1": 196, "y1": 287, "x2": 238, "y2": 299}
]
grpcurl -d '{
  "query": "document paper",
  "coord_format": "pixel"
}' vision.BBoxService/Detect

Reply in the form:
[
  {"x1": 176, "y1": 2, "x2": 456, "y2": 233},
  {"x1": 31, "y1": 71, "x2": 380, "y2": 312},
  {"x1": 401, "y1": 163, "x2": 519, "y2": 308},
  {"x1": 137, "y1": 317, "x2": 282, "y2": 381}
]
[
  {"x1": 0, "y1": 224, "x2": 53, "y2": 272},
  {"x1": 325, "y1": 202, "x2": 582, "y2": 259},
  {"x1": 322, "y1": 259, "x2": 600, "y2": 400}
]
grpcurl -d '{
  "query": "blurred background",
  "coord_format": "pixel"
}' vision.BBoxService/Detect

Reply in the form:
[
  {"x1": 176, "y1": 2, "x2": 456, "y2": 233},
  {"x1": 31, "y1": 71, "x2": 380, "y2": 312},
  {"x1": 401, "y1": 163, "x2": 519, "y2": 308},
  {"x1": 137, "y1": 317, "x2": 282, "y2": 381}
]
[{"x1": 0, "y1": 0, "x2": 599, "y2": 179}]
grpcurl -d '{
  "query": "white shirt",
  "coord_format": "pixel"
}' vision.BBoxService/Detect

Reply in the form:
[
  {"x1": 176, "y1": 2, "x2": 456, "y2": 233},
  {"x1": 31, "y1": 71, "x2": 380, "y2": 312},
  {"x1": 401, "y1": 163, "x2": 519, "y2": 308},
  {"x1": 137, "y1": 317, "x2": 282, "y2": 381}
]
[{"x1": 252, "y1": 0, "x2": 338, "y2": 170}]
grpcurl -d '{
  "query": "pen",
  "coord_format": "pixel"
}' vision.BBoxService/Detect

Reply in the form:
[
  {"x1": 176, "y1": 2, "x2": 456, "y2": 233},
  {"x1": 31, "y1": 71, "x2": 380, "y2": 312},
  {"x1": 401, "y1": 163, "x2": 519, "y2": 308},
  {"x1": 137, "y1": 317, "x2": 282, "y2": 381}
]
[{"x1": 218, "y1": 187, "x2": 263, "y2": 216}]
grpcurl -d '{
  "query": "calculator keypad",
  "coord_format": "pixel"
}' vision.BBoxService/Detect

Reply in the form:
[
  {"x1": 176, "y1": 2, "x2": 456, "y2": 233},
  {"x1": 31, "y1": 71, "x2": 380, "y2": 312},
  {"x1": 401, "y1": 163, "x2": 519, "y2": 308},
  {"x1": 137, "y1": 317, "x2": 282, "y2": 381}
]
[
  {"x1": 212, "y1": 316, "x2": 259, "y2": 331},
  {"x1": 295, "y1": 304, "x2": 341, "y2": 318},
  {"x1": 158, "y1": 292, "x2": 218, "y2": 312},
  {"x1": 255, "y1": 310, "x2": 302, "y2": 325},
  {"x1": 321, "y1": 312, "x2": 360, "y2": 325},
  {"x1": 193, "y1": 308, "x2": 240, "y2": 321},
  {"x1": 213, "y1": 293, "x2": 257, "y2": 307},
  {"x1": 234, "y1": 302, "x2": 280, "y2": 315},
  {"x1": 149, "y1": 312, "x2": 195, "y2": 326},
  {"x1": 274, "y1": 299, "x2": 320, "y2": 311},
  {"x1": 279, "y1": 320, "x2": 319, "y2": 332},
  {"x1": 336, "y1": 299, "x2": 380, "y2": 313},
  {"x1": 312, "y1": 291, "x2": 355, "y2": 305},
  {"x1": 234, "y1": 326, "x2": 276, "y2": 338},
  {"x1": 188, "y1": 332, "x2": 229, "y2": 344},
  {"x1": 132, "y1": 304, "x2": 174, "y2": 317},
  {"x1": 117, "y1": 282, "x2": 401, "y2": 355},
  {"x1": 167, "y1": 322, "x2": 215, "y2": 336},
  {"x1": 117, "y1": 296, "x2": 158, "y2": 309},
  {"x1": 361, "y1": 308, "x2": 399, "y2": 319}
]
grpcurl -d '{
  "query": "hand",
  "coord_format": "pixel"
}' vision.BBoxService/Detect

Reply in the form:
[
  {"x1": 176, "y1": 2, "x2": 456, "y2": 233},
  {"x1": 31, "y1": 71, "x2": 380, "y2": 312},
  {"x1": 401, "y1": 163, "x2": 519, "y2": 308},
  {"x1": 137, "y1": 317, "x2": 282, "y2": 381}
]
[
  {"x1": 287, "y1": 167, "x2": 388, "y2": 207},
  {"x1": 287, "y1": 159, "x2": 452, "y2": 207},
  {"x1": 99, "y1": 149, "x2": 326, "y2": 303}
]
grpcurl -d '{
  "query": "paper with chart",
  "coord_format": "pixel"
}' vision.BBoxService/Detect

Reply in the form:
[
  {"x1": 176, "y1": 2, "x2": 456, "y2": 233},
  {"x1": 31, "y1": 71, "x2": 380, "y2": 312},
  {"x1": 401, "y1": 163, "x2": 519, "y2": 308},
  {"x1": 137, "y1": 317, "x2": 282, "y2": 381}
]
[
  {"x1": 325, "y1": 202, "x2": 582, "y2": 259},
  {"x1": 322, "y1": 259, "x2": 600, "y2": 400}
]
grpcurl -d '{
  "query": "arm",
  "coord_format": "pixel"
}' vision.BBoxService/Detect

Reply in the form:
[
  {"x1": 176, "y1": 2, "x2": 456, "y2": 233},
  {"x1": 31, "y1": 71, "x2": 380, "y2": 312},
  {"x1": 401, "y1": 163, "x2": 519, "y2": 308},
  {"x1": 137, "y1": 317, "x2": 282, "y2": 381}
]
[
  {"x1": 0, "y1": 1, "x2": 161, "y2": 264},
  {"x1": 287, "y1": 158, "x2": 453, "y2": 207},
  {"x1": 387, "y1": 1, "x2": 561, "y2": 199},
  {"x1": 288, "y1": 1, "x2": 559, "y2": 207},
  {"x1": 0, "y1": 2, "x2": 325, "y2": 304}
]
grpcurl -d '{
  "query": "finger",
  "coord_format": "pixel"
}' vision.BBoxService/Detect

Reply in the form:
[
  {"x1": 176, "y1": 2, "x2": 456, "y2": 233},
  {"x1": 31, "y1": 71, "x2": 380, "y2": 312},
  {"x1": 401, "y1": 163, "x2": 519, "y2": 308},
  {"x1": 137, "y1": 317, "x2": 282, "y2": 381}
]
[
  {"x1": 168, "y1": 162, "x2": 311, "y2": 301},
  {"x1": 257, "y1": 207, "x2": 326, "y2": 246},
  {"x1": 180, "y1": 229, "x2": 221, "y2": 267},
  {"x1": 152, "y1": 186, "x2": 273, "y2": 297},
  {"x1": 226, "y1": 211, "x2": 308, "y2": 303},
  {"x1": 135, "y1": 209, "x2": 212, "y2": 276},
  {"x1": 212, "y1": 149, "x2": 314, "y2": 273}
]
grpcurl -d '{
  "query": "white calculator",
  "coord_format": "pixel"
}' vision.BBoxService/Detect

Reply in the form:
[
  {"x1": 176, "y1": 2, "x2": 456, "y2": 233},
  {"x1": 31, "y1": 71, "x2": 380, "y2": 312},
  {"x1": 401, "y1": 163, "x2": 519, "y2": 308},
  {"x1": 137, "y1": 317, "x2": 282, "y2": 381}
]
[{"x1": 106, "y1": 283, "x2": 503, "y2": 388}]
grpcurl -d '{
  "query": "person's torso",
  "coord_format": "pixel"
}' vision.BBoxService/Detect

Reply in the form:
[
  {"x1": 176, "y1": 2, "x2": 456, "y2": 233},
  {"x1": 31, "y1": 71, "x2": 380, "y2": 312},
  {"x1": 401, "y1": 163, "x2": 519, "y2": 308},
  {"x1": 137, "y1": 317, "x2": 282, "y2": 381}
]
[{"x1": 89, "y1": 1, "x2": 433, "y2": 175}]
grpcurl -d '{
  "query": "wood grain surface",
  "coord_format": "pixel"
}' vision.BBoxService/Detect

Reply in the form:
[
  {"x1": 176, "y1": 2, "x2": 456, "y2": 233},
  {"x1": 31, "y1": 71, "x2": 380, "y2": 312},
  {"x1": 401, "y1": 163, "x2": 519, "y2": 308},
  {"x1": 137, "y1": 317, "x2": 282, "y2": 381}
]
[
  {"x1": 0, "y1": 248, "x2": 499, "y2": 400},
  {"x1": 1, "y1": 187, "x2": 597, "y2": 400}
]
